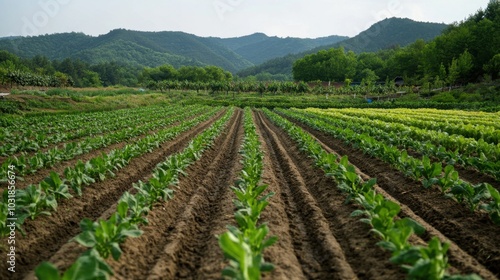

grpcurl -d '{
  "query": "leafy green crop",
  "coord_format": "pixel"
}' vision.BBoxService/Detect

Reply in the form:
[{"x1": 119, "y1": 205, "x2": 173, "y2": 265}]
[
  {"x1": 35, "y1": 248, "x2": 113, "y2": 280},
  {"x1": 17, "y1": 184, "x2": 54, "y2": 220},
  {"x1": 40, "y1": 171, "x2": 72, "y2": 201},
  {"x1": 482, "y1": 185, "x2": 500, "y2": 224},
  {"x1": 219, "y1": 108, "x2": 276, "y2": 279},
  {"x1": 73, "y1": 203, "x2": 143, "y2": 260},
  {"x1": 263, "y1": 108, "x2": 481, "y2": 280}
]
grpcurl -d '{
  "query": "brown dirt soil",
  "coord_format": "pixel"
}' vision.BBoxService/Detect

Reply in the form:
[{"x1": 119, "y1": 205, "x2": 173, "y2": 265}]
[
  {"x1": 4, "y1": 106, "x2": 499, "y2": 280},
  {"x1": 107, "y1": 108, "x2": 244, "y2": 279},
  {"x1": 254, "y1": 110, "x2": 407, "y2": 280},
  {"x1": 285, "y1": 114, "x2": 500, "y2": 279},
  {"x1": 0, "y1": 109, "x2": 225, "y2": 280},
  {"x1": 0, "y1": 108, "x2": 184, "y2": 165},
  {"x1": 1, "y1": 112, "x2": 199, "y2": 192}
]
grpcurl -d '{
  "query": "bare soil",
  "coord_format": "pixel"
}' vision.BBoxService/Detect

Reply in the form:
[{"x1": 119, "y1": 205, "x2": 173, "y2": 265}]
[
  {"x1": 2, "y1": 107, "x2": 498, "y2": 280},
  {"x1": 285, "y1": 114, "x2": 499, "y2": 279},
  {"x1": 0, "y1": 109, "x2": 225, "y2": 280}
]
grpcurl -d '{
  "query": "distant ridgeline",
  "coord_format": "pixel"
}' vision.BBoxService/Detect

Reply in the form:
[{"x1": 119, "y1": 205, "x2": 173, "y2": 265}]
[{"x1": 1, "y1": 6, "x2": 498, "y2": 88}]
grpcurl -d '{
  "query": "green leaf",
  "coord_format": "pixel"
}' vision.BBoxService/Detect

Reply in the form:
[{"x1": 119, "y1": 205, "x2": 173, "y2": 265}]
[
  {"x1": 74, "y1": 231, "x2": 97, "y2": 248},
  {"x1": 63, "y1": 249, "x2": 113, "y2": 280},
  {"x1": 397, "y1": 218, "x2": 426, "y2": 236},
  {"x1": 390, "y1": 247, "x2": 422, "y2": 265},
  {"x1": 35, "y1": 262, "x2": 61, "y2": 280},
  {"x1": 110, "y1": 242, "x2": 122, "y2": 261},
  {"x1": 218, "y1": 232, "x2": 245, "y2": 262}
]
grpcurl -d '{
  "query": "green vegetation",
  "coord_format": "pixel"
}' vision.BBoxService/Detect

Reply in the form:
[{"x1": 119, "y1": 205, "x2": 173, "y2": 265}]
[
  {"x1": 279, "y1": 107, "x2": 500, "y2": 224},
  {"x1": 212, "y1": 32, "x2": 348, "y2": 65},
  {"x1": 293, "y1": 1, "x2": 500, "y2": 85},
  {"x1": 262, "y1": 108, "x2": 482, "y2": 280},
  {"x1": 0, "y1": 105, "x2": 220, "y2": 238},
  {"x1": 218, "y1": 108, "x2": 276, "y2": 279},
  {"x1": 35, "y1": 108, "x2": 235, "y2": 279},
  {"x1": 238, "y1": 18, "x2": 447, "y2": 78}
]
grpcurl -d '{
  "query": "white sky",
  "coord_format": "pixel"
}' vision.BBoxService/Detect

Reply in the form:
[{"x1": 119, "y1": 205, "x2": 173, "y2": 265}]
[{"x1": 0, "y1": 0, "x2": 491, "y2": 39}]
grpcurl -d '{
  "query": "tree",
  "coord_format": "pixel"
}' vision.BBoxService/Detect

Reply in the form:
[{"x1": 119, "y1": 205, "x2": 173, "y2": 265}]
[
  {"x1": 484, "y1": 53, "x2": 500, "y2": 79},
  {"x1": 360, "y1": 68, "x2": 379, "y2": 87},
  {"x1": 448, "y1": 50, "x2": 474, "y2": 85},
  {"x1": 81, "y1": 70, "x2": 102, "y2": 87}
]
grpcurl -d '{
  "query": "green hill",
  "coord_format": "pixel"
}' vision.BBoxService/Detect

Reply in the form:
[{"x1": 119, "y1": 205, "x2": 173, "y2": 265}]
[
  {"x1": 238, "y1": 17, "x2": 448, "y2": 77},
  {"x1": 212, "y1": 33, "x2": 348, "y2": 65},
  {"x1": 0, "y1": 29, "x2": 347, "y2": 73},
  {"x1": 0, "y1": 29, "x2": 253, "y2": 72},
  {"x1": 0, "y1": 18, "x2": 446, "y2": 75}
]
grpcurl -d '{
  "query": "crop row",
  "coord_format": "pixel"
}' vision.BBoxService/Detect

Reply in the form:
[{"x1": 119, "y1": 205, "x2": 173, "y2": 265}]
[
  {"x1": 218, "y1": 108, "x2": 276, "y2": 279},
  {"x1": 301, "y1": 108, "x2": 500, "y2": 179},
  {"x1": 279, "y1": 108, "x2": 500, "y2": 225},
  {"x1": 306, "y1": 108, "x2": 500, "y2": 163},
  {"x1": 0, "y1": 105, "x2": 205, "y2": 180},
  {"x1": 0, "y1": 107, "x2": 221, "y2": 238},
  {"x1": 262, "y1": 108, "x2": 481, "y2": 280},
  {"x1": 0, "y1": 105, "x2": 185, "y2": 156},
  {"x1": 331, "y1": 108, "x2": 500, "y2": 144},
  {"x1": 34, "y1": 108, "x2": 235, "y2": 279},
  {"x1": 1, "y1": 104, "x2": 162, "y2": 131},
  {"x1": 361, "y1": 108, "x2": 500, "y2": 129}
]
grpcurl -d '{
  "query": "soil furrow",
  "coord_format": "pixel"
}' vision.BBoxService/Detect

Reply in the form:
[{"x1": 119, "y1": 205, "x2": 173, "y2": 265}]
[
  {"x1": 106, "y1": 109, "x2": 243, "y2": 280},
  {"x1": 0, "y1": 109, "x2": 225, "y2": 280},
  {"x1": 10, "y1": 113, "x2": 200, "y2": 191},
  {"x1": 286, "y1": 115, "x2": 500, "y2": 278},
  {"x1": 253, "y1": 110, "x2": 306, "y2": 280},
  {"x1": 255, "y1": 110, "x2": 365, "y2": 280}
]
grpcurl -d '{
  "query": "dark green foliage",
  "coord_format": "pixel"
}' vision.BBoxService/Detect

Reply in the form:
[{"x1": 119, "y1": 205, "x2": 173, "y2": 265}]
[
  {"x1": 291, "y1": 2, "x2": 500, "y2": 84},
  {"x1": 240, "y1": 18, "x2": 447, "y2": 78}
]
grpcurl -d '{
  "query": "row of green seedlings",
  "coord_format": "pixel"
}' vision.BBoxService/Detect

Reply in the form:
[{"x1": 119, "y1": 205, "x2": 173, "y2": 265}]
[
  {"x1": 262, "y1": 108, "x2": 480, "y2": 280},
  {"x1": 1, "y1": 104, "x2": 182, "y2": 160},
  {"x1": 335, "y1": 109, "x2": 500, "y2": 145},
  {"x1": 306, "y1": 109, "x2": 500, "y2": 179},
  {"x1": 34, "y1": 108, "x2": 235, "y2": 280},
  {"x1": 0, "y1": 102, "x2": 162, "y2": 132},
  {"x1": 279, "y1": 109, "x2": 500, "y2": 225},
  {"x1": 0, "y1": 105, "x2": 171, "y2": 156},
  {"x1": 303, "y1": 109, "x2": 499, "y2": 179},
  {"x1": 218, "y1": 108, "x2": 277, "y2": 280},
  {"x1": 0, "y1": 105, "x2": 205, "y2": 180},
  {"x1": 365, "y1": 109, "x2": 500, "y2": 129},
  {"x1": 0, "y1": 107, "x2": 220, "y2": 238}
]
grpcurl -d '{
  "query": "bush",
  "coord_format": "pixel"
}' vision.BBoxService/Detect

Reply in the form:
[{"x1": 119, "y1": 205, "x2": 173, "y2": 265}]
[
  {"x1": 456, "y1": 92, "x2": 482, "y2": 102},
  {"x1": 0, "y1": 100, "x2": 22, "y2": 114},
  {"x1": 430, "y1": 92, "x2": 456, "y2": 103}
]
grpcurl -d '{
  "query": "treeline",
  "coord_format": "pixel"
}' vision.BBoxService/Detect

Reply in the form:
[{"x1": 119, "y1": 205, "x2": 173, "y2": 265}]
[
  {"x1": 138, "y1": 62, "x2": 309, "y2": 94},
  {"x1": 293, "y1": 0, "x2": 500, "y2": 86},
  {"x1": 0, "y1": 50, "x2": 141, "y2": 87},
  {"x1": 0, "y1": 51, "x2": 237, "y2": 89},
  {"x1": 145, "y1": 78, "x2": 309, "y2": 95}
]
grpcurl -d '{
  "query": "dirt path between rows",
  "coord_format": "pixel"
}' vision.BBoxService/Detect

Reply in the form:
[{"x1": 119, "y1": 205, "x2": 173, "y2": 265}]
[
  {"x1": 284, "y1": 114, "x2": 500, "y2": 279},
  {"x1": 0, "y1": 109, "x2": 225, "y2": 280},
  {"x1": 104, "y1": 108, "x2": 244, "y2": 279},
  {"x1": 254, "y1": 110, "x2": 408, "y2": 280},
  {"x1": 2, "y1": 111, "x2": 202, "y2": 192}
]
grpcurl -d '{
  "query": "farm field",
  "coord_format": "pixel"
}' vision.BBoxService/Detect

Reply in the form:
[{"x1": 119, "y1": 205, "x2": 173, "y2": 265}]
[{"x1": 0, "y1": 104, "x2": 499, "y2": 280}]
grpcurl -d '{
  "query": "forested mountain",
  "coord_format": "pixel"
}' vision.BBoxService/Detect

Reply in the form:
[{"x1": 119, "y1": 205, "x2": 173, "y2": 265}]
[
  {"x1": 0, "y1": 29, "x2": 349, "y2": 73},
  {"x1": 292, "y1": 0, "x2": 500, "y2": 85},
  {"x1": 0, "y1": 30, "x2": 253, "y2": 72},
  {"x1": 210, "y1": 33, "x2": 348, "y2": 65},
  {"x1": 238, "y1": 18, "x2": 448, "y2": 77},
  {"x1": 0, "y1": 17, "x2": 449, "y2": 79},
  {"x1": 318, "y1": 17, "x2": 447, "y2": 53}
]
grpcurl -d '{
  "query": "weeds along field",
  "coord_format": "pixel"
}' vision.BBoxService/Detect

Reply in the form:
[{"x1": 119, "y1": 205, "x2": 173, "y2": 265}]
[{"x1": 0, "y1": 105, "x2": 499, "y2": 280}]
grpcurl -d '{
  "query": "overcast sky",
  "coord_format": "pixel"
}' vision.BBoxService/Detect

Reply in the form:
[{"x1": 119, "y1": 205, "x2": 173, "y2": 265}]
[{"x1": 0, "y1": 0, "x2": 491, "y2": 39}]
